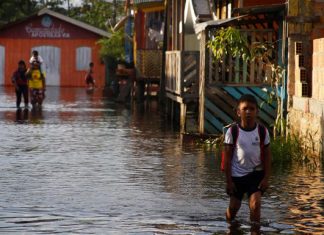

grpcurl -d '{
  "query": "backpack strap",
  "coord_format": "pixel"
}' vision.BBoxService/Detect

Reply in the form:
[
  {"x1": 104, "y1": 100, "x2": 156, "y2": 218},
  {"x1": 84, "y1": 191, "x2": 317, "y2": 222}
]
[
  {"x1": 220, "y1": 123, "x2": 238, "y2": 172},
  {"x1": 231, "y1": 123, "x2": 239, "y2": 147},
  {"x1": 258, "y1": 124, "x2": 266, "y2": 163},
  {"x1": 258, "y1": 124, "x2": 266, "y2": 146}
]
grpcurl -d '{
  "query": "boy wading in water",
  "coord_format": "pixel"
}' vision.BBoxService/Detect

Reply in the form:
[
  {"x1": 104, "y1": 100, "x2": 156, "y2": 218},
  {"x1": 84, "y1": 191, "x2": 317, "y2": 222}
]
[{"x1": 223, "y1": 94, "x2": 271, "y2": 232}]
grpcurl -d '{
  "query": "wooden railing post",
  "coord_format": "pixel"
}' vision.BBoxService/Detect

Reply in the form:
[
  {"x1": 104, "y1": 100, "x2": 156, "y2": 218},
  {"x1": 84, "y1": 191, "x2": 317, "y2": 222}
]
[{"x1": 199, "y1": 31, "x2": 207, "y2": 134}]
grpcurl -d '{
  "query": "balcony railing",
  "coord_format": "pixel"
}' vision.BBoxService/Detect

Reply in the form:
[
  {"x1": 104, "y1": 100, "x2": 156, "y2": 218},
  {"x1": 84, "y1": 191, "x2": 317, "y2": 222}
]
[
  {"x1": 165, "y1": 51, "x2": 199, "y2": 101},
  {"x1": 136, "y1": 49, "x2": 162, "y2": 80},
  {"x1": 207, "y1": 29, "x2": 275, "y2": 86}
]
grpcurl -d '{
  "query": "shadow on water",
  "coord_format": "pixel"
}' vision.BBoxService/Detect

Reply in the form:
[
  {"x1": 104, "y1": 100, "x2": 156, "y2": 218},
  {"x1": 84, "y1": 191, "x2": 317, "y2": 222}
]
[{"x1": 0, "y1": 86, "x2": 323, "y2": 234}]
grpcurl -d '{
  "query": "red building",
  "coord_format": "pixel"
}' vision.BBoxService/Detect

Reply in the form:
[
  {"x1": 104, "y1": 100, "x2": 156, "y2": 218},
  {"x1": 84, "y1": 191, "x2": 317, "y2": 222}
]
[{"x1": 0, "y1": 8, "x2": 110, "y2": 87}]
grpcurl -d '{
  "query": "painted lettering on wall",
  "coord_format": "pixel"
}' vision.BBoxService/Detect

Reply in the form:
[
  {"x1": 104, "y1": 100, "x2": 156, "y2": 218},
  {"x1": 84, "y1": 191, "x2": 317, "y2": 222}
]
[{"x1": 25, "y1": 15, "x2": 71, "y2": 38}]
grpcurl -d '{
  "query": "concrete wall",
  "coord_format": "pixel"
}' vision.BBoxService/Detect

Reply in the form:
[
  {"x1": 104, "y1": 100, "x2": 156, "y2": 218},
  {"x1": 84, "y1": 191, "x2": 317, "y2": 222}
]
[
  {"x1": 287, "y1": 1, "x2": 324, "y2": 157},
  {"x1": 288, "y1": 97, "x2": 324, "y2": 156},
  {"x1": 312, "y1": 39, "x2": 324, "y2": 100}
]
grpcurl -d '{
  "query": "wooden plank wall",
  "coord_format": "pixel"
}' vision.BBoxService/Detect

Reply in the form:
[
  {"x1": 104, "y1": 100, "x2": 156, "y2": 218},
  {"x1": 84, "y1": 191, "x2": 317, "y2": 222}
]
[
  {"x1": 165, "y1": 51, "x2": 199, "y2": 100},
  {"x1": 204, "y1": 86, "x2": 277, "y2": 134},
  {"x1": 165, "y1": 51, "x2": 182, "y2": 95}
]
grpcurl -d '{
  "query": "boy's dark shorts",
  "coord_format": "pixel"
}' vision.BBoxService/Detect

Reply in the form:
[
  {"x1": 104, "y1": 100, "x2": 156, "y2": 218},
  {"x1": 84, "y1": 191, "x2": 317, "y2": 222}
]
[{"x1": 232, "y1": 170, "x2": 264, "y2": 201}]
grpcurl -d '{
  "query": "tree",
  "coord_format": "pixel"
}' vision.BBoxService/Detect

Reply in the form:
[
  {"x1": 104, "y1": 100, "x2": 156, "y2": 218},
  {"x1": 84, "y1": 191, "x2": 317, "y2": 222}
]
[
  {"x1": 0, "y1": 0, "x2": 69, "y2": 26},
  {"x1": 0, "y1": 0, "x2": 38, "y2": 26},
  {"x1": 207, "y1": 27, "x2": 286, "y2": 138},
  {"x1": 69, "y1": 0, "x2": 124, "y2": 30},
  {"x1": 97, "y1": 29, "x2": 125, "y2": 63}
]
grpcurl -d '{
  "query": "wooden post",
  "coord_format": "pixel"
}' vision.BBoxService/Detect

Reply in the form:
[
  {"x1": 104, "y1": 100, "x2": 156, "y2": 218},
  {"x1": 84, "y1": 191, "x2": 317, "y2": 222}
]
[
  {"x1": 242, "y1": 31, "x2": 248, "y2": 83},
  {"x1": 198, "y1": 31, "x2": 207, "y2": 134},
  {"x1": 171, "y1": 100, "x2": 174, "y2": 122},
  {"x1": 159, "y1": 0, "x2": 169, "y2": 104},
  {"x1": 180, "y1": 103, "x2": 187, "y2": 133},
  {"x1": 228, "y1": 55, "x2": 233, "y2": 82},
  {"x1": 209, "y1": 48, "x2": 213, "y2": 83},
  {"x1": 235, "y1": 56, "x2": 240, "y2": 83},
  {"x1": 250, "y1": 32, "x2": 256, "y2": 84}
]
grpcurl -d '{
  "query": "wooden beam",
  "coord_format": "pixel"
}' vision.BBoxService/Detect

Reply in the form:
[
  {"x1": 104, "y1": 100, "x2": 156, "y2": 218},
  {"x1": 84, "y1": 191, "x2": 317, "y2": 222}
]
[
  {"x1": 180, "y1": 103, "x2": 186, "y2": 133},
  {"x1": 166, "y1": 92, "x2": 183, "y2": 103}
]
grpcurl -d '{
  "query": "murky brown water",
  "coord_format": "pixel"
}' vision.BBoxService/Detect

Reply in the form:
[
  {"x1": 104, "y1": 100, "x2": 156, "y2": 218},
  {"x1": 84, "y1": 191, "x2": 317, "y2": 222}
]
[{"x1": 0, "y1": 87, "x2": 323, "y2": 234}]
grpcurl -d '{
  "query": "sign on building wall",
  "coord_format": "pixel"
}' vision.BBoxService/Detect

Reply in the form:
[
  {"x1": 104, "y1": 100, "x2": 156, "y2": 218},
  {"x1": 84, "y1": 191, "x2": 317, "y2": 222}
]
[
  {"x1": 25, "y1": 15, "x2": 71, "y2": 39},
  {"x1": 0, "y1": 15, "x2": 98, "y2": 39}
]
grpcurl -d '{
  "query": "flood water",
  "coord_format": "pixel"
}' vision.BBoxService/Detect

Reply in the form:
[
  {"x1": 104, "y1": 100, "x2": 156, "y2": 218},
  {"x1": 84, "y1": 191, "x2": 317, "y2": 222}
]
[{"x1": 0, "y1": 87, "x2": 323, "y2": 234}]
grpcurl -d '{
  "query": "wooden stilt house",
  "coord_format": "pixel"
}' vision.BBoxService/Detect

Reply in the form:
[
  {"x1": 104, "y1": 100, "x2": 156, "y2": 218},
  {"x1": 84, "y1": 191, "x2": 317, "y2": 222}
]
[
  {"x1": 131, "y1": 0, "x2": 166, "y2": 98},
  {"x1": 164, "y1": 0, "x2": 286, "y2": 134}
]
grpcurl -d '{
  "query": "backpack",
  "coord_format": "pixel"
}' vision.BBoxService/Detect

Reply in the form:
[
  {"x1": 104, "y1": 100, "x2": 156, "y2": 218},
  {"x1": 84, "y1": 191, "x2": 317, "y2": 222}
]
[{"x1": 220, "y1": 123, "x2": 266, "y2": 171}]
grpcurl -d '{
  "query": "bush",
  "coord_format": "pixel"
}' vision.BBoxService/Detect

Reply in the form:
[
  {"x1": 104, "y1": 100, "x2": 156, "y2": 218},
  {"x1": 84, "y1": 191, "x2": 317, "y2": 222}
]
[
  {"x1": 271, "y1": 134, "x2": 319, "y2": 171},
  {"x1": 97, "y1": 29, "x2": 125, "y2": 63}
]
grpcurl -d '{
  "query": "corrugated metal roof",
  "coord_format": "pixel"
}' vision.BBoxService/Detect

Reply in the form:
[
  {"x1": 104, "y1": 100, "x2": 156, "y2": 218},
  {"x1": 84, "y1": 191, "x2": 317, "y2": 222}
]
[
  {"x1": 194, "y1": 15, "x2": 247, "y2": 34},
  {"x1": 192, "y1": 0, "x2": 212, "y2": 20}
]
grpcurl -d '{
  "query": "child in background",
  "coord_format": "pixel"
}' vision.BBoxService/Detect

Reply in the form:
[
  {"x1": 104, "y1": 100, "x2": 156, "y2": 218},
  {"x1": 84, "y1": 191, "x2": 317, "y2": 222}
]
[
  {"x1": 223, "y1": 94, "x2": 271, "y2": 233},
  {"x1": 26, "y1": 61, "x2": 46, "y2": 108},
  {"x1": 85, "y1": 62, "x2": 95, "y2": 89},
  {"x1": 12, "y1": 60, "x2": 28, "y2": 109},
  {"x1": 29, "y1": 50, "x2": 44, "y2": 71}
]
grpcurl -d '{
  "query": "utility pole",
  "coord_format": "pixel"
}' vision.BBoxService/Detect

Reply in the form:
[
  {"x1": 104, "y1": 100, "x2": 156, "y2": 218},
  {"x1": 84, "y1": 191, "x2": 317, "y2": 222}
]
[
  {"x1": 112, "y1": 0, "x2": 117, "y2": 26},
  {"x1": 67, "y1": 0, "x2": 70, "y2": 12}
]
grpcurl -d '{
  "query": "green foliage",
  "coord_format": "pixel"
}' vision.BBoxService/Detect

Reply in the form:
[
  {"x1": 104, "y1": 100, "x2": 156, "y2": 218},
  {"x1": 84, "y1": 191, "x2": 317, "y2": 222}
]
[
  {"x1": 97, "y1": 29, "x2": 125, "y2": 63},
  {"x1": 0, "y1": 0, "x2": 124, "y2": 31},
  {"x1": 70, "y1": 0, "x2": 124, "y2": 30},
  {"x1": 207, "y1": 27, "x2": 251, "y2": 62},
  {"x1": 70, "y1": 0, "x2": 126, "y2": 63},
  {"x1": 0, "y1": 0, "x2": 38, "y2": 25},
  {"x1": 271, "y1": 133, "x2": 320, "y2": 171}
]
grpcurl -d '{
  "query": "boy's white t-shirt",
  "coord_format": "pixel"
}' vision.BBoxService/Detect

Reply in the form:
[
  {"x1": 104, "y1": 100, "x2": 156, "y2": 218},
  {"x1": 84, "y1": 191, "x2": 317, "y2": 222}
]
[{"x1": 224, "y1": 124, "x2": 270, "y2": 177}]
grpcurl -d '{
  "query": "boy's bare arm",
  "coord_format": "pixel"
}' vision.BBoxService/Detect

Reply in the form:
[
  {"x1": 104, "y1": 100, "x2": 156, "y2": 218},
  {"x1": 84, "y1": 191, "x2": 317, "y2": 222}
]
[
  {"x1": 224, "y1": 145, "x2": 235, "y2": 195},
  {"x1": 259, "y1": 145, "x2": 271, "y2": 191}
]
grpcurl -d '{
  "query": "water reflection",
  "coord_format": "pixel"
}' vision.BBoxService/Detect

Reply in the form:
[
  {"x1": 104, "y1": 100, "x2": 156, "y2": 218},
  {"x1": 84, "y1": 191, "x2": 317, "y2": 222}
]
[
  {"x1": 15, "y1": 108, "x2": 29, "y2": 124},
  {"x1": 0, "y1": 87, "x2": 323, "y2": 234}
]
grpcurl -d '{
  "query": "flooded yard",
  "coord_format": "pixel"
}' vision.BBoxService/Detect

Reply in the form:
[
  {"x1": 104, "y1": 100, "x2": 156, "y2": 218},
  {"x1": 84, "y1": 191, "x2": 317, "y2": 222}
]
[{"x1": 0, "y1": 87, "x2": 323, "y2": 234}]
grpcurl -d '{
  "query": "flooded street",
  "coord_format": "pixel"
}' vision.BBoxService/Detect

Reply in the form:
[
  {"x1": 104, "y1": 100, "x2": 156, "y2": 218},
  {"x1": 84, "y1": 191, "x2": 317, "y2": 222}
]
[{"x1": 0, "y1": 87, "x2": 323, "y2": 234}]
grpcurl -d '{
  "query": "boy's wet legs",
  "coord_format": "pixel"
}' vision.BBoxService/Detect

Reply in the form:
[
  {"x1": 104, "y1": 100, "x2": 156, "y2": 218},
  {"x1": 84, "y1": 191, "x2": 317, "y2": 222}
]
[
  {"x1": 226, "y1": 196, "x2": 241, "y2": 222},
  {"x1": 249, "y1": 191, "x2": 261, "y2": 223}
]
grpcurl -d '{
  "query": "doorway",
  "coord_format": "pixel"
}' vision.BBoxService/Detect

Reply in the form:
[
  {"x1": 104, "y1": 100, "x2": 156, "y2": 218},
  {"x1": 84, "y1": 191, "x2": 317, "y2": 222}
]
[{"x1": 32, "y1": 46, "x2": 61, "y2": 86}]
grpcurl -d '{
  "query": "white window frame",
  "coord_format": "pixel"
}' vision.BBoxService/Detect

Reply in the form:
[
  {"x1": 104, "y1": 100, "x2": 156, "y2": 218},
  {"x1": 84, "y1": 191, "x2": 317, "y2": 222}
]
[{"x1": 76, "y1": 46, "x2": 92, "y2": 71}]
